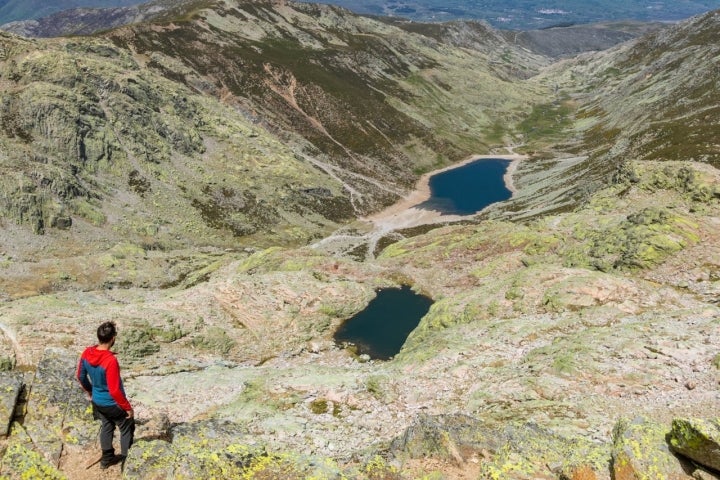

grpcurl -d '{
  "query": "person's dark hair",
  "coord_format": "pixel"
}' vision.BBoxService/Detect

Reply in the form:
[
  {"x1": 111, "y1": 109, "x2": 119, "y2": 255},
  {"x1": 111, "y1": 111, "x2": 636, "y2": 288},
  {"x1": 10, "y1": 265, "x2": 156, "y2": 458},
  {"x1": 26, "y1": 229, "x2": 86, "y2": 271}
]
[{"x1": 97, "y1": 321, "x2": 117, "y2": 344}]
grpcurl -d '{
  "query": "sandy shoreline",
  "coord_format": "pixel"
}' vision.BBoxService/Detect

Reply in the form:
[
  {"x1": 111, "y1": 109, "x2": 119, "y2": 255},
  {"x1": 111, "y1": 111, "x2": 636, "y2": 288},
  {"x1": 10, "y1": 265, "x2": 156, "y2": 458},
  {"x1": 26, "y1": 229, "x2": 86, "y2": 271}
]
[{"x1": 365, "y1": 154, "x2": 524, "y2": 229}]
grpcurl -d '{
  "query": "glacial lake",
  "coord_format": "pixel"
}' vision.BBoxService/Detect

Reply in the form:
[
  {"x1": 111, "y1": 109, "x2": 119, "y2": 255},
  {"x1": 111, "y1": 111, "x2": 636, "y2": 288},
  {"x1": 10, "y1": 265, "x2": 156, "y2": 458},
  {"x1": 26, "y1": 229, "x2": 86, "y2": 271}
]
[
  {"x1": 417, "y1": 158, "x2": 512, "y2": 215},
  {"x1": 334, "y1": 285, "x2": 434, "y2": 360}
]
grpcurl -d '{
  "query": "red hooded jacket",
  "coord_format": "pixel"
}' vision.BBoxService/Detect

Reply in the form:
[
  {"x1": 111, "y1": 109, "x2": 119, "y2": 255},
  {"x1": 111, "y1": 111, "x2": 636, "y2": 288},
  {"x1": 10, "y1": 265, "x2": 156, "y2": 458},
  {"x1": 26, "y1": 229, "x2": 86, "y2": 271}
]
[{"x1": 76, "y1": 346, "x2": 132, "y2": 411}]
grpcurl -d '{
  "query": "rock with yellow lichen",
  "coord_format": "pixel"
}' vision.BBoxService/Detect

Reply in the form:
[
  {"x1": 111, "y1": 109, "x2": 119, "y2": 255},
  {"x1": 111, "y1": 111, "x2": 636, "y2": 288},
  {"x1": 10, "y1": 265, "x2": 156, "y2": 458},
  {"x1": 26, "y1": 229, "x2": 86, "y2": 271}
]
[
  {"x1": 391, "y1": 414, "x2": 609, "y2": 479},
  {"x1": 123, "y1": 419, "x2": 344, "y2": 480},
  {"x1": 0, "y1": 423, "x2": 67, "y2": 480},
  {"x1": 668, "y1": 418, "x2": 720, "y2": 472},
  {"x1": 20, "y1": 348, "x2": 96, "y2": 464},
  {"x1": 0, "y1": 372, "x2": 22, "y2": 437},
  {"x1": 611, "y1": 416, "x2": 694, "y2": 480}
]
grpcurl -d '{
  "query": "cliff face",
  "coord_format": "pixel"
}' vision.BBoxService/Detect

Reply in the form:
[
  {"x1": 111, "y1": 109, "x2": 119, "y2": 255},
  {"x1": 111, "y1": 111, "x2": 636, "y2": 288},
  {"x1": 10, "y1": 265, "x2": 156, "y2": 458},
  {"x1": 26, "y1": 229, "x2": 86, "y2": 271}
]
[{"x1": 0, "y1": 2, "x2": 719, "y2": 479}]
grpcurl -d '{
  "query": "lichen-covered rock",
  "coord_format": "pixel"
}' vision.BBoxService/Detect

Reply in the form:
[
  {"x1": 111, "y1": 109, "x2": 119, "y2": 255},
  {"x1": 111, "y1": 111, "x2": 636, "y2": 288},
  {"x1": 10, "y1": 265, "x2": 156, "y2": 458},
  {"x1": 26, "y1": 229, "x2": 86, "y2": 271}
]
[
  {"x1": 611, "y1": 416, "x2": 694, "y2": 480},
  {"x1": 668, "y1": 418, "x2": 720, "y2": 472},
  {"x1": 124, "y1": 419, "x2": 344, "y2": 480},
  {"x1": 0, "y1": 423, "x2": 67, "y2": 480},
  {"x1": 390, "y1": 413, "x2": 501, "y2": 460},
  {"x1": 0, "y1": 371, "x2": 23, "y2": 437},
  {"x1": 21, "y1": 347, "x2": 96, "y2": 464},
  {"x1": 391, "y1": 415, "x2": 609, "y2": 479},
  {"x1": 480, "y1": 423, "x2": 609, "y2": 480}
]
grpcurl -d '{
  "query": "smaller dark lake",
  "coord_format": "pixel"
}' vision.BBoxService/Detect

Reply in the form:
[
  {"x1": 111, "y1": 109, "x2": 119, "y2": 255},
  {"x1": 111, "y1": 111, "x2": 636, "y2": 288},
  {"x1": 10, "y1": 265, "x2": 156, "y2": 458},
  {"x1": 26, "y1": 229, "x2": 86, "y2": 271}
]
[
  {"x1": 417, "y1": 158, "x2": 512, "y2": 215},
  {"x1": 334, "y1": 285, "x2": 434, "y2": 360}
]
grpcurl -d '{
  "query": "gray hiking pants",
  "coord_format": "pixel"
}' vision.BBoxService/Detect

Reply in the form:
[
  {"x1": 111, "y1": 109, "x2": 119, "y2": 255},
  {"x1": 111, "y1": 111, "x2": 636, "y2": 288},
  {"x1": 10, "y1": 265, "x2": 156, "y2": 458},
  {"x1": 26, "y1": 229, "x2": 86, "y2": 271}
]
[{"x1": 92, "y1": 402, "x2": 135, "y2": 459}]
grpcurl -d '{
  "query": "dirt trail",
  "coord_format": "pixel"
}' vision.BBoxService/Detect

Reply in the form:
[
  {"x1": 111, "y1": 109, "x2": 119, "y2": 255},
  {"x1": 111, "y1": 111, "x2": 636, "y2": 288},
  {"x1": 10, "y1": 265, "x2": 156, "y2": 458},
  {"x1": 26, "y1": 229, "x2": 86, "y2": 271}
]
[{"x1": 59, "y1": 445, "x2": 123, "y2": 480}]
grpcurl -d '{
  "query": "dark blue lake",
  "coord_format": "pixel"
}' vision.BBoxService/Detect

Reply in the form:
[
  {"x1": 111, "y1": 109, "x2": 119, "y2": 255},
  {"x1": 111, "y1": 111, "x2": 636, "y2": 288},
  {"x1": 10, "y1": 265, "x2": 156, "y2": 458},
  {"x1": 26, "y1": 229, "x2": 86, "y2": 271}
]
[
  {"x1": 417, "y1": 158, "x2": 512, "y2": 215},
  {"x1": 334, "y1": 285, "x2": 434, "y2": 360}
]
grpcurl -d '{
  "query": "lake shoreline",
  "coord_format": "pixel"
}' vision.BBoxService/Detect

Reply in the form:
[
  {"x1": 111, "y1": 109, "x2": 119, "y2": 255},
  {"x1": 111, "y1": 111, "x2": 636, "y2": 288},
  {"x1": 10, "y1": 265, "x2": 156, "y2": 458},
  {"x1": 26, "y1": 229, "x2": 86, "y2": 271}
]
[{"x1": 365, "y1": 153, "x2": 525, "y2": 230}]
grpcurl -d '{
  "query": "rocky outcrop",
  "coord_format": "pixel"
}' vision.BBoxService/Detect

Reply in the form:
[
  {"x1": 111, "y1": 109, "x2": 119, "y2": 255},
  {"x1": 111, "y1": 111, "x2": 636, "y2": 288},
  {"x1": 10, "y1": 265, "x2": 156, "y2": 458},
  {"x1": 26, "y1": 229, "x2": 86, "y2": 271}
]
[
  {"x1": 21, "y1": 348, "x2": 96, "y2": 464},
  {"x1": 669, "y1": 418, "x2": 720, "y2": 472},
  {"x1": 0, "y1": 347, "x2": 91, "y2": 479},
  {"x1": 0, "y1": 371, "x2": 22, "y2": 437},
  {"x1": 611, "y1": 417, "x2": 695, "y2": 480},
  {"x1": 390, "y1": 414, "x2": 609, "y2": 478},
  {"x1": 124, "y1": 419, "x2": 346, "y2": 480},
  {"x1": 388, "y1": 414, "x2": 720, "y2": 479}
]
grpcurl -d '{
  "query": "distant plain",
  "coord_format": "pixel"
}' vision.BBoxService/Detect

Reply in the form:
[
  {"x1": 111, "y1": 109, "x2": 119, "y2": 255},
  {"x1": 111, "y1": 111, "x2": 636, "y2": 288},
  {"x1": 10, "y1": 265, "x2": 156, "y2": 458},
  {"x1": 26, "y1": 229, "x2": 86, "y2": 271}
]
[{"x1": 300, "y1": 0, "x2": 720, "y2": 28}]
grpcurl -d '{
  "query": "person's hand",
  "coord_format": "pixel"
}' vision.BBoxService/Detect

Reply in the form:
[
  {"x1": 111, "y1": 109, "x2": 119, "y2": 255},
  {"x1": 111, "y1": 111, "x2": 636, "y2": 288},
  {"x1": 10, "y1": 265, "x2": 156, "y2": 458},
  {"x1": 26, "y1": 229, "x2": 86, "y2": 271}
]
[
  {"x1": 84, "y1": 392, "x2": 92, "y2": 402},
  {"x1": 126, "y1": 408, "x2": 134, "y2": 419}
]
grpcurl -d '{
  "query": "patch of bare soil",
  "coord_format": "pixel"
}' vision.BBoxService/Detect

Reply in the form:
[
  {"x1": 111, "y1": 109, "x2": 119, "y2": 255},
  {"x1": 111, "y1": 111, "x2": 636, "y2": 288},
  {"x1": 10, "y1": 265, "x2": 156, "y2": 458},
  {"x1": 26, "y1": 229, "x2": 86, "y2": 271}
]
[{"x1": 59, "y1": 445, "x2": 123, "y2": 480}]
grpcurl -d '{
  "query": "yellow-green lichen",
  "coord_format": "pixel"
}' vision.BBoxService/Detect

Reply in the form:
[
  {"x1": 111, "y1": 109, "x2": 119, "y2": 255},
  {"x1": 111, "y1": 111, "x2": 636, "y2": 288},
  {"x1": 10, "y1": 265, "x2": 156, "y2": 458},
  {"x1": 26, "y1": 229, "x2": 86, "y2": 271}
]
[
  {"x1": 1, "y1": 443, "x2": 67, "y2": 480},
  {"x1": 612, "y1": 417, "x2": 686, "y2": 480}
]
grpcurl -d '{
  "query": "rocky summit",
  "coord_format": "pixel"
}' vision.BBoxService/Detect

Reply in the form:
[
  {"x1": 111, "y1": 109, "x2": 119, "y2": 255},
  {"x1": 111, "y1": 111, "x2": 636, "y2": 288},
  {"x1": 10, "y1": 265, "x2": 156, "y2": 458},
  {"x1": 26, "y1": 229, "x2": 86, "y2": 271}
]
[{"x1": 0, "y1": 1, "x2": 719, "y2": 479}]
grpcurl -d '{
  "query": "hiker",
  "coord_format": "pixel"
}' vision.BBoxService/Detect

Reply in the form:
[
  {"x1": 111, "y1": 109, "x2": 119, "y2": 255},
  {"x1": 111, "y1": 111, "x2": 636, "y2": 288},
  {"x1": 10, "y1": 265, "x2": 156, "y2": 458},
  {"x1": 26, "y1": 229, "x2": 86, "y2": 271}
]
[{"x1": 76, "y1": 321, "x2": 135, "y2": 469}]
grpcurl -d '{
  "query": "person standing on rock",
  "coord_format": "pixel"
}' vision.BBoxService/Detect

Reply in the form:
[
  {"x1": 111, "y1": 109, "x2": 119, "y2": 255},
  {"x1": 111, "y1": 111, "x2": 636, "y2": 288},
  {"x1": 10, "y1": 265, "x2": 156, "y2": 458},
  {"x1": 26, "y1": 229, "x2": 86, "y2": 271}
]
[{"x1": 76, "y1": 321, "x2": 135, "y2": 469}]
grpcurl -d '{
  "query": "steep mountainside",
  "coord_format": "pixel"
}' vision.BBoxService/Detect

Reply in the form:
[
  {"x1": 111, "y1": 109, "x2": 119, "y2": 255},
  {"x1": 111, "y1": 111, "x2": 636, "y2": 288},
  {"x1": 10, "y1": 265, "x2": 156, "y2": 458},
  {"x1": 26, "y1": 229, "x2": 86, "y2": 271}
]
[
  {"x1": 0, "y1": 30, "x2": 357, "y2": 297},
  {"x1": 103, "y1": 0, "x2": 545, "y2": 198},
  {"x1": 544, "y1": 10, "x2": 720, "y2": 170}
]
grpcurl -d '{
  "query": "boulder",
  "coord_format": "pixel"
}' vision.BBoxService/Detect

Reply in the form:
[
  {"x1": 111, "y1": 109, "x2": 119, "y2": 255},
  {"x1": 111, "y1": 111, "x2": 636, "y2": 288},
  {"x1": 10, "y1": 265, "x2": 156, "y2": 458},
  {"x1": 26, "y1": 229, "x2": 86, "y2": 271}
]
[
  {"x1": 50, "y1": 215, "x2": 72, "y2": 230},
  {"x1": 611, "y1": 416, "x2": 694, "y2": 480},
  {"x1": 136, "y1": 413, "x2": 171, "y2": 442},
  {"x1": 668, "y1": 418, "x2": 720, "y2": 472},
  {"x1": 692, "y1": 466, "x2": 720, "y2": 480},
  {"x1": 0, "y1": 371, "x2": 23, "y2": 437}
]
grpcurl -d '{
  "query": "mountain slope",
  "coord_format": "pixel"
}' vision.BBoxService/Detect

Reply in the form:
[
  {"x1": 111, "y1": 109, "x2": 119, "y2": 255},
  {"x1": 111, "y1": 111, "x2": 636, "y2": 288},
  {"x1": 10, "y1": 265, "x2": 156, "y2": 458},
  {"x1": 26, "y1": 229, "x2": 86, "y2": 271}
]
[
  {"x1": 545, "y1": 9, "x2": 720, "y2": 170},
  {"x1": 0, "y1": 30, "x2": 356, "y2": 297},
  {"x1": 0, "y1": 0, "x2": 548, "y2": 298},
  {"x1": 104, "y1": 0, "x2": 546, "y2": 198}
]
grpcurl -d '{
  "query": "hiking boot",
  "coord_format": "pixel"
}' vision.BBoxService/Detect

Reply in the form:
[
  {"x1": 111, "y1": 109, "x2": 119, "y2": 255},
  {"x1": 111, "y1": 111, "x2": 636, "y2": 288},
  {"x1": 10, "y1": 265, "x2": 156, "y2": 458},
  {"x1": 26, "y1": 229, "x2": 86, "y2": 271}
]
[{"x1": 100, "y1": 454, "x2": 123, "y2": 469}]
